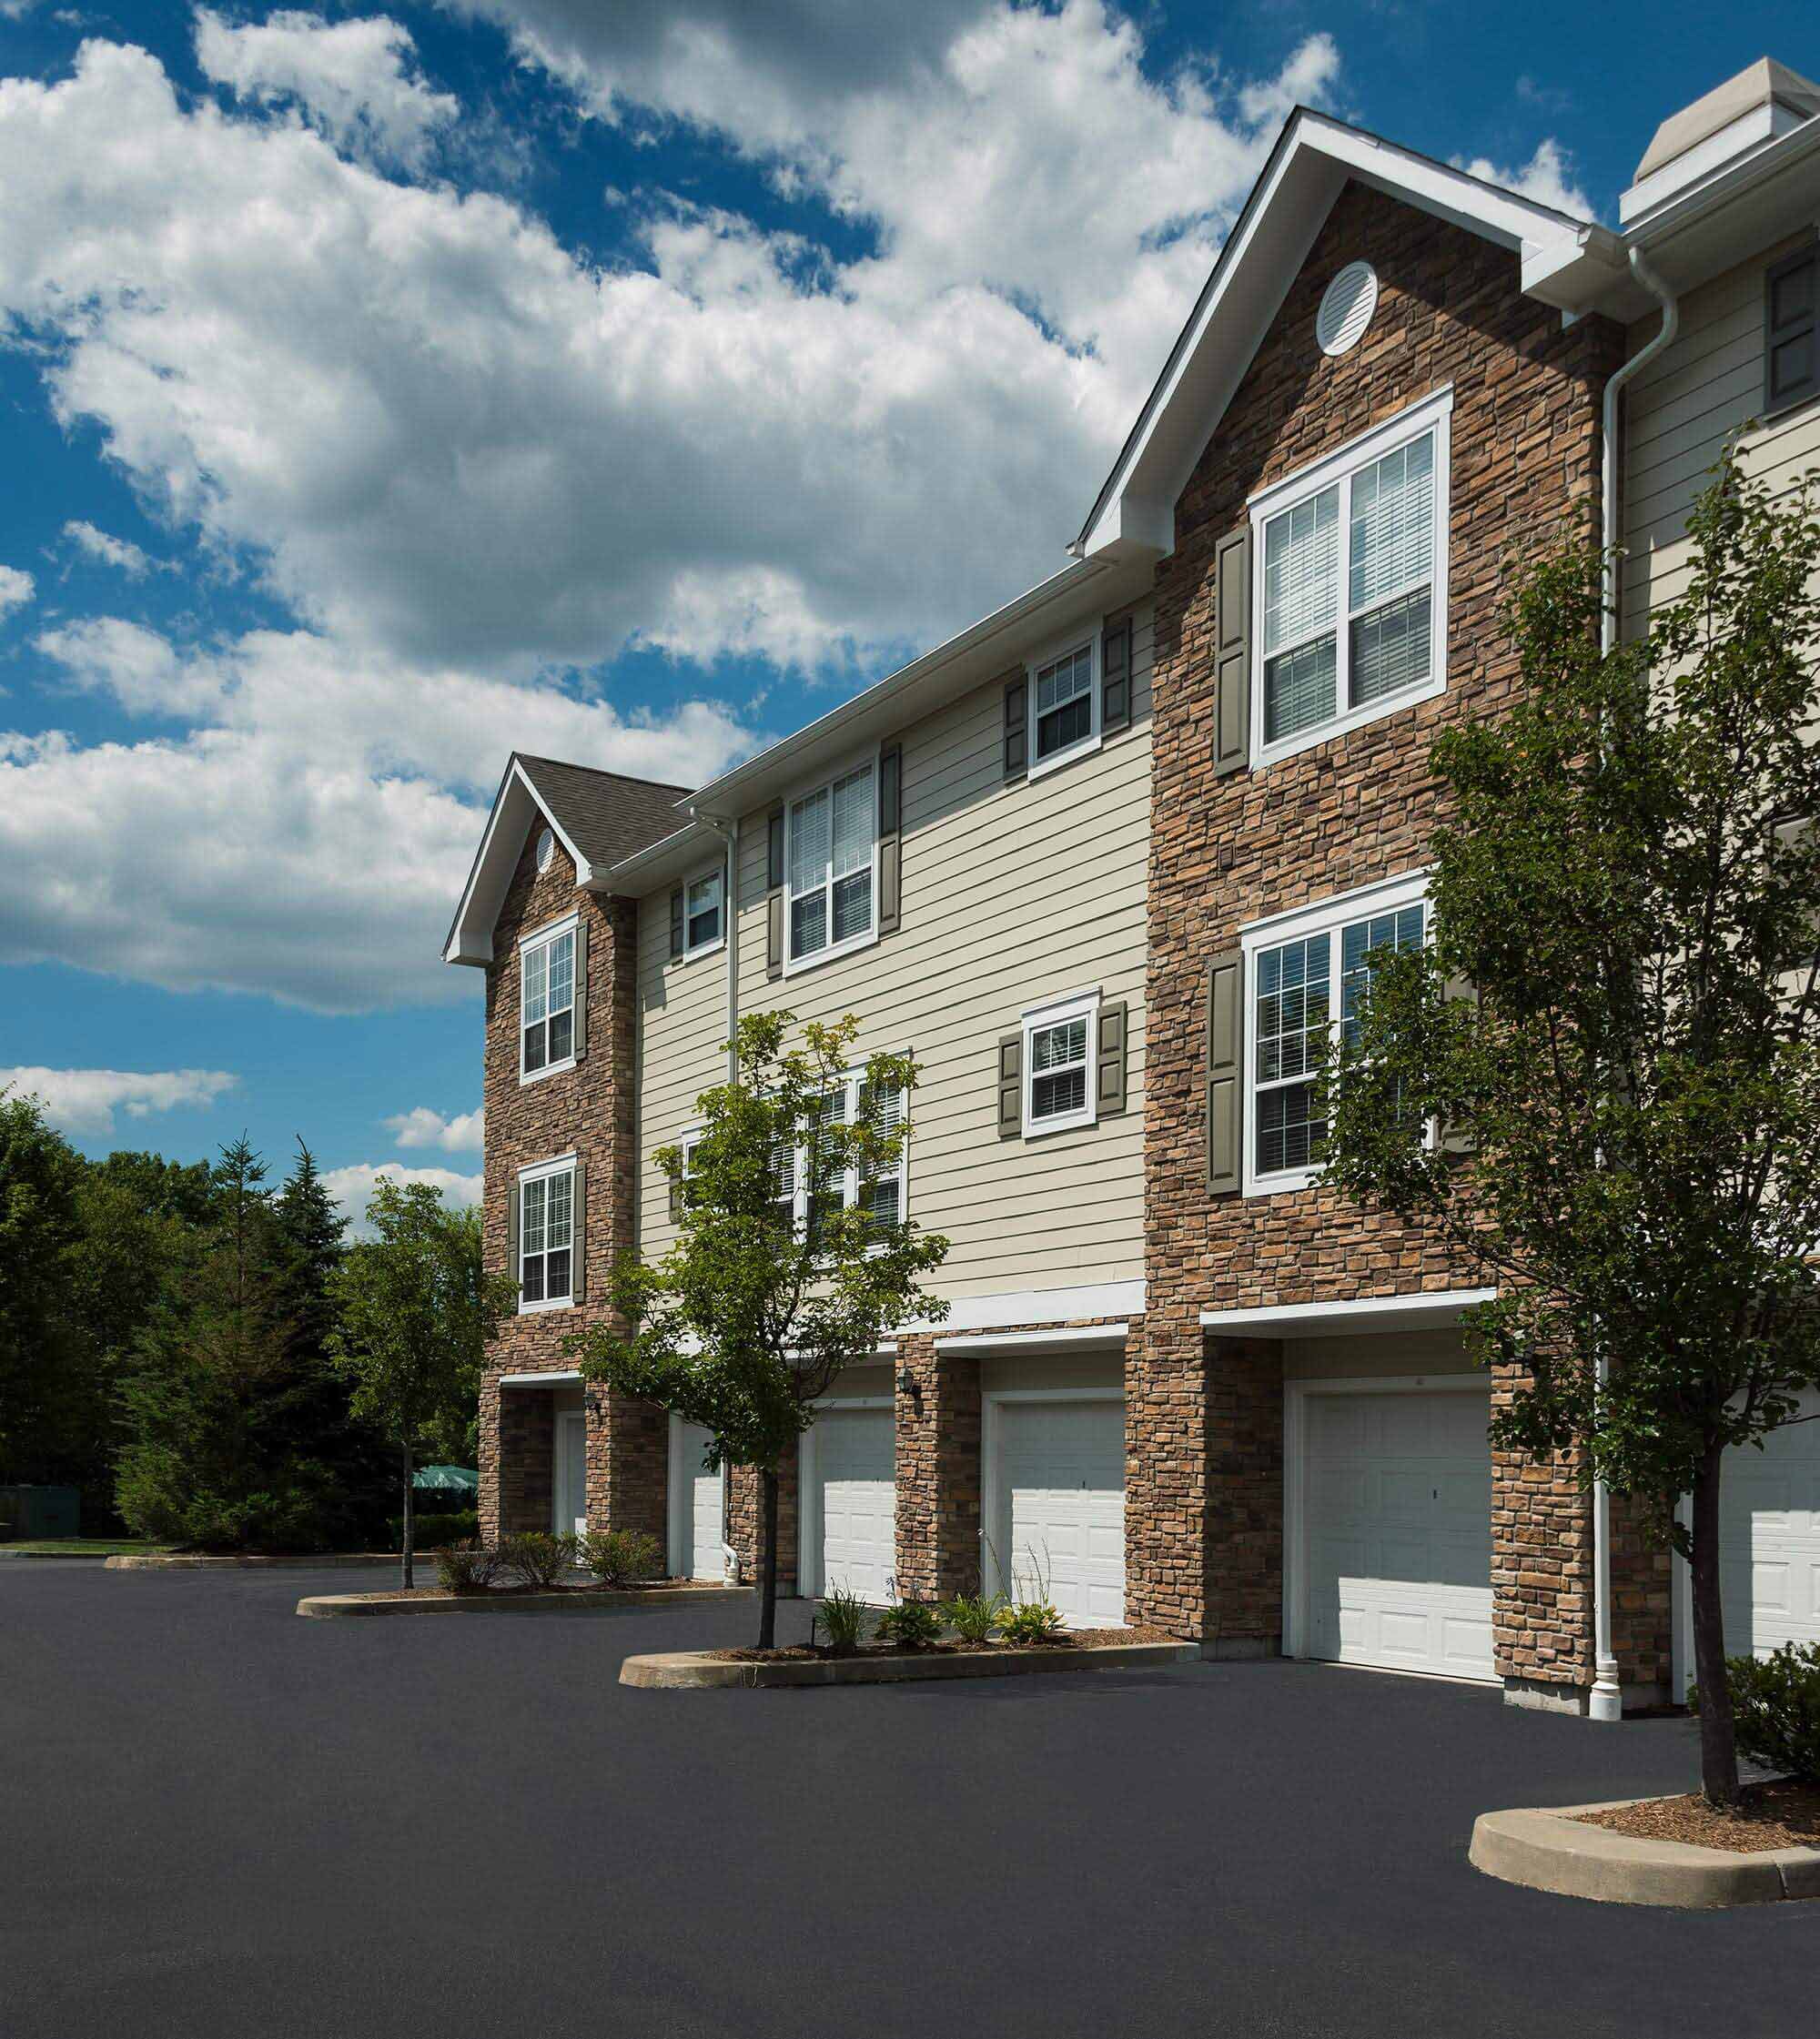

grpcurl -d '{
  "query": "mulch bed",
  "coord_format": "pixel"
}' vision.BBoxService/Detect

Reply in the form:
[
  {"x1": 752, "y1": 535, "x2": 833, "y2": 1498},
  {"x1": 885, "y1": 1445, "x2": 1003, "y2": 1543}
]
[
  {"x1": 1576, "y1": 1780, "x2": 1820, "y2": 1853},
  {"x1": 710, "y1": 1624, "x2": 1175, "y2": 1663}
]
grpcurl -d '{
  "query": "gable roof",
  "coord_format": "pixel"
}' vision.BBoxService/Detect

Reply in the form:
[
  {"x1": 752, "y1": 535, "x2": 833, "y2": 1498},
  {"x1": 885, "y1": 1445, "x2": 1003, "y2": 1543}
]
[
  {"x1": 443, "y1": 752, "x2": 693, "y2": 966},
  {"x1": 1072, "y1": 108, "x2": 1623, "y2": 567}
]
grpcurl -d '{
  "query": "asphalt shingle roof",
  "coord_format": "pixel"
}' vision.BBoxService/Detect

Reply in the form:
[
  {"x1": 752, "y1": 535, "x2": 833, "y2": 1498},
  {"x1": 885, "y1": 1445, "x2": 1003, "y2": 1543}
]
[{"x1": 513, "y1": 752, "x2": 693, "y2": 872}]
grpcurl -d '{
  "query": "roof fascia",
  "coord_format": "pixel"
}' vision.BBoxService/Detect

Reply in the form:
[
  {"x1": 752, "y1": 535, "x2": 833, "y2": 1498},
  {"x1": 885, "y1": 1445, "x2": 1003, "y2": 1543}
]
[
  {"x1": 442, "y1": 756, "x2": 595, "y2": 967},
  {"x1": 1074, "y1": 110, "x2": 1608, "y2": 562}
]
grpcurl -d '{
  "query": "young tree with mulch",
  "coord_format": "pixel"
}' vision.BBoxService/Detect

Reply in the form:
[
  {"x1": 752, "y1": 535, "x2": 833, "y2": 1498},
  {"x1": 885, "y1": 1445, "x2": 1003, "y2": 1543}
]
[
  {"x1": 578, "y1": 1011, "x2": 949, "y2": 1650},
  {"x1": 329, "y1": 1179, "x2": 513, "y2": 1587},
  {"x1": 1321, "y1": 449, "x2": 1820, "y2": 1805}
]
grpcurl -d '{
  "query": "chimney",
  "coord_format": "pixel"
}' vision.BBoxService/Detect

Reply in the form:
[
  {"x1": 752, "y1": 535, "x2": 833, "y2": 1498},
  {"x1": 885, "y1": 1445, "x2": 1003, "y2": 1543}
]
[{"x1": 1621, "y1": 57, "x2": 1820, "y2": 225}]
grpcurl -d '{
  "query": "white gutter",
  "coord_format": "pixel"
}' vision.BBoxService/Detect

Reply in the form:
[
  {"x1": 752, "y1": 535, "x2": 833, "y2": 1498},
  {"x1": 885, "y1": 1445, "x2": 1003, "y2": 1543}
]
[{"x1": 1588, "y1": 244, "x2": 1679, "y2": 1727}]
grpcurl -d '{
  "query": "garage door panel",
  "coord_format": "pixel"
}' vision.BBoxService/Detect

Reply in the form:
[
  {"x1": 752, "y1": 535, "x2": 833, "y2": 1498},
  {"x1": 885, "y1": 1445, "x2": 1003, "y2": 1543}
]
[
  {"x1": 814, "y1": 1408, "x2": 895, "y2": 1604},
  {"x1": 1302, "y1": 1388, "x2": 1494, "y2": 1683},
  {"x1": 997, "y1": 1398, "x2": 1125, "y2": 1631},
  {"x1": 676, "y1": 1421, "x2": 723, "y2": 1581}
]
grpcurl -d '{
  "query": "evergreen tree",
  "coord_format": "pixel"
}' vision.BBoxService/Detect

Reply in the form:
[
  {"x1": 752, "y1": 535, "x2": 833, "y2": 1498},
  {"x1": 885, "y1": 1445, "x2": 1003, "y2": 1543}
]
[{"x1": 0, "y1": 1090, "x2": 91, "y2": 1488}]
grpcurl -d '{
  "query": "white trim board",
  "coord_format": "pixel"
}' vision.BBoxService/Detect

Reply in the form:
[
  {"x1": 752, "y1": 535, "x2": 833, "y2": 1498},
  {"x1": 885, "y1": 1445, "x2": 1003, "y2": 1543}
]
[
  {"x1": 499, "y1": 1369, "x2": 582, "y2": 1387},
  {"x1": 910, "y1": 1278, "x2": 1144, "y2": 1335},
  {"x1": 936, "y1": 1324, "x2": 1129, "y2": 1357},
  {"x1": 1200, "y1": 1288, "x2": 1495, "y2": 1337},
  {"x1": 1280, "y1": 1371, "x2": 1495, "y2": 1679}
]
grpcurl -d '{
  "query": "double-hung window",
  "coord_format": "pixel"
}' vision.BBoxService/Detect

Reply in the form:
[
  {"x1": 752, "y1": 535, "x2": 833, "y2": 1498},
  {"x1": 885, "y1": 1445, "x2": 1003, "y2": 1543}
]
[
  {"x1": 1022, "y1": 989, "x2": 1099, "y2": 1136},
  {"x1": 1251, "y1": 389, "x2": 1451, "y2": 762},
  {"x1": 519, "y1": 1159, "x2": 575, "y2": 1309},
  {"x1": 521, "y1": 916, "x2": 576, "y2": 1079},
  {"x1": 1242, "y1": 876, "x2": 1428, "y2": 1195},
  {"x1": 685, "y1": 869, "x2": 723, "y2": 954},
  {"x1": 1032, "y1": 641, "x2": 1097, "y2": 772},
  {"x1": 772, "y1": 1070, "x2": 907, "y2": 1237},
  {"x1": 787, "y1": 762, "x2": 875, "y2": 968}
]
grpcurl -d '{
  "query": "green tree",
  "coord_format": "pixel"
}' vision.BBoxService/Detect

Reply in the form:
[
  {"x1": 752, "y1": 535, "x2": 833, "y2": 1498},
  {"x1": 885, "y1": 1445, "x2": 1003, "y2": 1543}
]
[
  {"x1": 0, "y1": 1090, "x2": 91, "y2": 1489},
  {"x1": 1322, "y1": 450, "x2": 1820, "y2": 1804},
  {"x1": 329, "y1": 1179, "x2": 512, "y2": 1586},
  {"x1": 115, "y1": 1136, "x2": 339, "y2": 1549},
  {"x1": 579, "y1": 1012, "x2": 950, "y2": 1650}
]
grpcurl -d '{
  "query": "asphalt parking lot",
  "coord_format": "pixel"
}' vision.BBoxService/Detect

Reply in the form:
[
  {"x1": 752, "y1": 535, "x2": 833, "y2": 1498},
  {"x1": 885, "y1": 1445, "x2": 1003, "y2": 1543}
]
[{"x1": 6, "y1": 1562, "x2": 1814, "y2": 2038}]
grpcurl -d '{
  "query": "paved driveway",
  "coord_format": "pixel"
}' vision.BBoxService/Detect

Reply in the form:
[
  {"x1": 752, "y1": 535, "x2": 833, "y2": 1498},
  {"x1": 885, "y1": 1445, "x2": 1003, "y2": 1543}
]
[{"x1": 6, "y1": 1564, "x2": 1814, "y2": 2038}]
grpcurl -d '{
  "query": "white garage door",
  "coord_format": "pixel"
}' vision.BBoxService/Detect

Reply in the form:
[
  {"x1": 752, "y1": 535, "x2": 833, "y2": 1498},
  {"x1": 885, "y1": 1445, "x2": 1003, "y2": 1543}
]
[
  {"x1": 674, "y1": 1420, "x2": 724, "y2": 1582},
  {"x1": 1302, "y1": 1389, "x2": 1494, "y2": 1681},
  {"x1": 996, "y1": 1399, "x2": 1126, "y2": 1630},
  {"x1": 1716, "y1": 1389, "x2": 1820, "y2": 1663},
  {"x1": 814, "y1": 1407, "x2": 895, "y2": 1603}
]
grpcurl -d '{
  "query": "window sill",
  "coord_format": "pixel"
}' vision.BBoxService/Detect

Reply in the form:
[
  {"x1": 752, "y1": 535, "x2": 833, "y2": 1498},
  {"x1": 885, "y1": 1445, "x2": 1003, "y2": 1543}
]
[
  {"x1": 1024, "y1": 1110, "x2": 1097, "y2": 1141},
  {"x1": 519, "y1": 1296, "x2": 576, "y2": 1316},
  {"x1": 678, "y1": 936, "x2": 727, "y2": 965},
  {"x1": 783, "y1": 926, "x2": 879, "y2": 979},
  {"x1": 1028, "y1": 731, "x2": 1102, "y2": 782},
  {"x1": 1252, "y1": 673, "x2": 1444, "y2": 772},
  {"x1": 1243, "y1": 1165, "x2": 1320, "y2": 1198},
  {"x1": 520, "y1": 1055, "x2": 577, "y2": 1088}
]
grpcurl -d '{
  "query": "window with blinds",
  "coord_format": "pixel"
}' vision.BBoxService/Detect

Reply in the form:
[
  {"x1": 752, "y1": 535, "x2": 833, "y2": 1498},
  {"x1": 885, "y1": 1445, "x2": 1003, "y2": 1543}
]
[
  {"x1": 1251, "y1": 392, "x2": 1449, "y2": 761},
  {"x1": 768, "y1": 1071, "x2": 908, "y2": 1237},
  {"x1": 1241, "y1": 878, "x2": 1429, "y2": 1194},
  {"x1": 521, "y1": 920, "x2": 576, "y2": 1078},
  {"x1": 786, "y1": 762, "x2": 876, "y2": 966},
  {"x1": 520, "y1": 1164, "x2": 574, "y2": 1307}
]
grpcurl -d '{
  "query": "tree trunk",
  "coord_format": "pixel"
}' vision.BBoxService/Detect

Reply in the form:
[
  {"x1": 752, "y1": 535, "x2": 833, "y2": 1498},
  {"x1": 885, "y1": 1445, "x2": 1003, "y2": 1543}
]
[
  {"x1": 757, "y1": 1462, "x2": 779, "y2": 1650},
  {"x1": 1688, "y1": 1440, "x2": 1739, "y2": 1806},
  {"x1": 401, "y1": 1440, "x2": 415, "y2": 1592}
]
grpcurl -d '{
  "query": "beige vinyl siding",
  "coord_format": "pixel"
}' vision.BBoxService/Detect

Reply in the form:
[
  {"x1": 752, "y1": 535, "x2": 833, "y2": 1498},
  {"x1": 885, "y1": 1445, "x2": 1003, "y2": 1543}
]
[
  {"x1": 1623, "y1": 230, "x2": 1820, "y2": 633},
  {"x1": 638, "y1": 603, "x2": 1155, "y2": 1302},
  {"x1": 635, "y1": 856, "x2": 733, "y2": 1253}
]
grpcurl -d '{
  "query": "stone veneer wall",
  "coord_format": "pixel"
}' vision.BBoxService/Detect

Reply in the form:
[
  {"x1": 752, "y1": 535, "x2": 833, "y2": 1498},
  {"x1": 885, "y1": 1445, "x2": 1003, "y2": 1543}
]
[
  {"x1": 477, "y1": 819, "x2": 666, "y2": 1548},
  {"x1": 1134, "y1": 178, "x2": 1649, "y2": 1692},
  {"x1": 894, "y1": 1334, "x2": 982, "y2": 1603},
  {"x1": 728, "y1": 1458, "x2": 799, "y2": 1600}
]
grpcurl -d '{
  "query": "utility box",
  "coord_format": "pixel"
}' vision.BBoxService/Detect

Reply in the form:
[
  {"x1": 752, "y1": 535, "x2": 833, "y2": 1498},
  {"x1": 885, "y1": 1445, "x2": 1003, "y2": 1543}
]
[{"x1": 0, "y1": 1486, "x2": 81, "y2": 1540}]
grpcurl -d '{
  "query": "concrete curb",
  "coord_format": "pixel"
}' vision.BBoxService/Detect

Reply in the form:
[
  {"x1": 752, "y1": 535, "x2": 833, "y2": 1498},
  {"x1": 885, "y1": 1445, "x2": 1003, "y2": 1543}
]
[
  {"x1": 0, "y1": 1549, "x2": 147, "y2": 1562},
  {"x1": 298, "y1": 1584, "x2": 753, "y2": 1619},
  {"x1": 1470, "y1": 1802, "x2": 1820, "y2": 1907},
  {"x1": 621, "y1": 1640, "x2": 1201, "y2": 1688},
  {"x1": 108, "y1": 1552, "x2": 403, "y2": 1570}
]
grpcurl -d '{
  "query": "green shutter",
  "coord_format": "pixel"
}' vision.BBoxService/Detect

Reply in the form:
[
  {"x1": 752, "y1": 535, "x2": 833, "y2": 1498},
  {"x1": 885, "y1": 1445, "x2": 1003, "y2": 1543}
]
[
  {"x1": 1214, "y1": 525, "x2": 1251, "y2": 777},
  {"x1": 670, "y1": 887, "x2": 684, "y2": 959},
  {"x1": 1102, "y1": 617, "x2": 1132, "y2": 735},
  {"x1": 1004, "y1": 677, "x2": 1027, "y2": 782},
  {"x1": 996, "y1": 1033, "x2": 1023, "y2": 1139},
  {"x1": 571, "y1": 1161, "x2": 587, "y2": 1303},
  {"x1": 1207, "y1": 950, "x2": 1243, "y2": 1193},
  {"x1": 1096, "y1": 1000, "x2": 1127, "y2": 1115},
  {"x1": 765, "y1": 807, "x2": 785, "y2": 979},
  {"x1": 878, "y1": 742, "x2": 903, "y2": 935},
  {"x1": 572, "y1": 914, "x2": 588, "y2": 1060}
]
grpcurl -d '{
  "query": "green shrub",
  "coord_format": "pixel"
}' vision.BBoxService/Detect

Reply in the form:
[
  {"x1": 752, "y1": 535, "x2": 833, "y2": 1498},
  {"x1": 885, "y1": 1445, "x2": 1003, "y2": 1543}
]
[
  {"x1": 499, "y1": 1530, "x2": 578, "y2": 1590},
  {"x1": 581, "y1": 1529, "x2": 664, "y2": 1587},
  {"x1": 818, "y1": 1585, "x2": 870, "y2": 1655},
  {"x1": 1692, "y1": 1642, "x2": 1820, "y2": 1782},
  {"x1": 874, "y1": 1599, "x2": 943, "y2": 1650},
  {"x1": 997, "y1": 1598, "x2": 1067, "y2": 1646},
  {"x1": 939, "y1": 1591, "x2": 1007, "y2": 1646},
  {"x1": 390, "y1": 1509, "x2": 478, "y2": 1550},
  {"x1": 435, "y1": 1539, "x2": 500, "y2": 1593}
]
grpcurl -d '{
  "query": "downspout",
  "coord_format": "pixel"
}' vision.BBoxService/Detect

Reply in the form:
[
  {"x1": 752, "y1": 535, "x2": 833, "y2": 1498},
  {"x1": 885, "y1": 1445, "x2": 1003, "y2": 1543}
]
[
  {"x1": 1589, "y1": 245, "x2": 1678, "y2": 1726},
  {"x1": 691, "y1": 806, "x2": 742, "y2": 1581}
]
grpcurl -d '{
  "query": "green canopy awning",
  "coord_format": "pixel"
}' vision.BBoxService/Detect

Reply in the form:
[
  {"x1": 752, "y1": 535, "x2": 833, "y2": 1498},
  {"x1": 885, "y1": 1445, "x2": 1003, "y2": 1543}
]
[{"x1": 412, "y1": 1465, "x2": 479, "y2": 1492}]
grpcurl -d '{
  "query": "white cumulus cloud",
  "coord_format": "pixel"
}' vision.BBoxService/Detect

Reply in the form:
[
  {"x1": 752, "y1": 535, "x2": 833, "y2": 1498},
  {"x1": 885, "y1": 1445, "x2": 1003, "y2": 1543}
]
[
  {"x1": 62, "y1": 520, "x2": 157, "y2": 578},
  {"x1": 0, "y1": 1065, "x2": 237, "y2": 1136},
  {"x1": 195, "y1": 7, "x2": 459, "y2": 170},
  {"x1": 322, "y1": 1159, "x2": 484, "y2": 1236},
  {"x1": 386, "y1": 1104, "x2": 484, "y2": 1152},
  {"x1": 0, "y1": 564, "x2": 35, "y2": 618},
  {"x1": 1459, "y1": 137, "x2": 1592, "y2": 221}
]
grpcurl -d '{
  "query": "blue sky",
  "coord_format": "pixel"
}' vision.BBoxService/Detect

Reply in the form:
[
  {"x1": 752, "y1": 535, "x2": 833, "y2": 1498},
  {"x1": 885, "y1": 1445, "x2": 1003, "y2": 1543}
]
[{"x1": 0, "y1": 0, "x2": 1811, "y2": 1218}]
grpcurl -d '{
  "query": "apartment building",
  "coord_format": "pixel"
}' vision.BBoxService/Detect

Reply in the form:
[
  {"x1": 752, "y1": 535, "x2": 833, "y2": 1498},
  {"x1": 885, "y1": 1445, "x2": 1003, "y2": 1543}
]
[{"x1": 446, "y1": 59, "x2": 1820, "y2": 1715}]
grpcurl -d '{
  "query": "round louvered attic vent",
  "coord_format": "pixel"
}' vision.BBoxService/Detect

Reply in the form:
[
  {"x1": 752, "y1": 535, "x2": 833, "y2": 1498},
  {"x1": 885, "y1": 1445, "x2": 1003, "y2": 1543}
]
[
  {"x1": 535, "y1": 826, "x2": 555, "y2": 873},
  {"x1": 1316, "y1": 260, "x2": 1379, "y2": 357}
]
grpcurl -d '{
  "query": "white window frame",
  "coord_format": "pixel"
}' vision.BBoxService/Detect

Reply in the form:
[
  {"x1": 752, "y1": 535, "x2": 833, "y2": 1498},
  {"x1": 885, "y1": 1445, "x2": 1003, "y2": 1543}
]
[
  {"x1": 773, "y1": 1066, "x2": 909, "y2": 1238},
  {"x1": 1021, "y1": 987, "x2": 1101, "y2": 1138},
  {"x1": 682, "y1": 863, "x2": 726, "y2": 960},
  {"x1": 1239, "y1": 873, "x2": 1430, "y2": 1197},
  {"x1": 1026, "y1": 629, "x2": 1102, "y2": 781},
  {"x1": 517, "y1": 1153, "x2": 578, "y2": 1314},
  {"x1": 518, "y1": 910, "x2": 580, "y2": 1085},
  {"x1": 1247, "y1": 386, "x2": 1452, "y2": 769},
  {"x1": 782, "y1": 750, "x2": 879, "y2": 977}
]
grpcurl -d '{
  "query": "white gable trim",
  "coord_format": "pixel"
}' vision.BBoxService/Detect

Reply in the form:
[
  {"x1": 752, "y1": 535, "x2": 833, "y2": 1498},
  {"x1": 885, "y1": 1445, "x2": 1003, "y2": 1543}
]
[
  {"x1": 1074, "y1": 110, "x2": 1613, "y2": 567},
  {"x1": 443, "y1": 758, "x2": 594, "y2": 968}
]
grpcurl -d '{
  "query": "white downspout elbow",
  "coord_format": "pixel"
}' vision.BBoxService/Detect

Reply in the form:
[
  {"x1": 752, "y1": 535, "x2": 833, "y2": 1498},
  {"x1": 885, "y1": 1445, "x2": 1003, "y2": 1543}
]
[{"x1": 1589, "y1": 245, "x2": 1677, "y2": 1725}]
